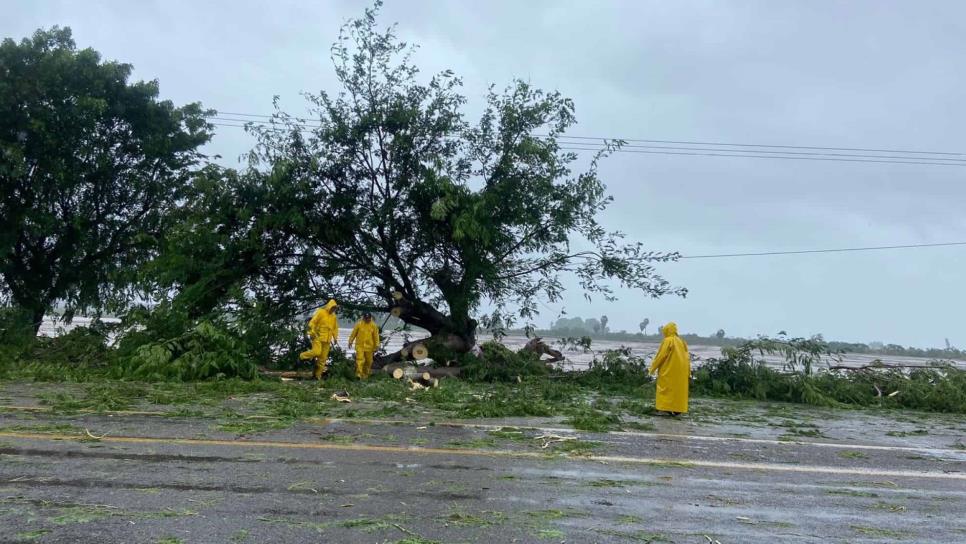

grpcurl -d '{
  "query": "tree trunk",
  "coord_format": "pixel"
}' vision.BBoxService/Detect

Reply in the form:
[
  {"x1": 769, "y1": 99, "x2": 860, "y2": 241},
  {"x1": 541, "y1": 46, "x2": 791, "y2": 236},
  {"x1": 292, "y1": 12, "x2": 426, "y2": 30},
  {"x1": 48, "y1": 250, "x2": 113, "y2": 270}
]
[
  {"x1": 373, "y1": 295, "x2": 476, "y2": 370},
  {"x1": 31, "y1": 307, "x2": 44, "y2": 336},
  {"x1": 9, "y1": 287, "x2": 49, "y2": 336}
]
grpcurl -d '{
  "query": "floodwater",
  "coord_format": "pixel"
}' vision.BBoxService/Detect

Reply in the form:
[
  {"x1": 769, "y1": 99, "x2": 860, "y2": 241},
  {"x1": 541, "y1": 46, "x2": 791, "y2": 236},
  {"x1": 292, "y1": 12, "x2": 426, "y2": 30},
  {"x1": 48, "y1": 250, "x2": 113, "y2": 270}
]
[{"x1": 39, "y1": 317, "x2": 965, "y2": 370}]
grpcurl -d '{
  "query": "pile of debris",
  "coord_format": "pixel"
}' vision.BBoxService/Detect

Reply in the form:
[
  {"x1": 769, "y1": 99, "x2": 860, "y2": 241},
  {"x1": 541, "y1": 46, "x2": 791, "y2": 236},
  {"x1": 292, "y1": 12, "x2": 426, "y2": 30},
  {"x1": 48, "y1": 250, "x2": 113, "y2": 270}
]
[{"x1": 382, "y1": 362, "x2": 459, "y2": 390}]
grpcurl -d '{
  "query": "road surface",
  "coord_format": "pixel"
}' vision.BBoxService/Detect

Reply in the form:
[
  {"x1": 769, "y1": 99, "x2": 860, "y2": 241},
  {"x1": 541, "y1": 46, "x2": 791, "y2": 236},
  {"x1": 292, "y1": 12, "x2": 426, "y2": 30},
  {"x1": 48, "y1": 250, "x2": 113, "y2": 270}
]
[{"x1": 0, "y1": 398, "x2": 963, "y2": 543}]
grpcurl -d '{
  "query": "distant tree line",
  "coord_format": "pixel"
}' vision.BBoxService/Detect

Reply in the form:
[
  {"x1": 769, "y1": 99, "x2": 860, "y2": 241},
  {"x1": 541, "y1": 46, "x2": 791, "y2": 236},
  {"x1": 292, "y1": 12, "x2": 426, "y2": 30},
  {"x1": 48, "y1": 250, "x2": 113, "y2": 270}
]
[{"x1": 524, "y1": 317, "x2": 964, "y2": 359}]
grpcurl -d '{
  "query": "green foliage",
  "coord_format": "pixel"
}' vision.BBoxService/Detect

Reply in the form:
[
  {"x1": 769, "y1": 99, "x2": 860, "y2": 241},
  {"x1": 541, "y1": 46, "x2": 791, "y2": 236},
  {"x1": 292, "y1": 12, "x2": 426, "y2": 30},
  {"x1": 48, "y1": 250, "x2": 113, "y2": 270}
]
[
  {"x1": 0, "y1": 310, "x2": 115, "y2": 381},
  {"x1": 320, "y1": 345, "x2": 355, "y2": 380},
  {"x1": 459, "y1": 341, "x2": 549, "y2": 382},
  {"x1": 693, "y1": 336, "x2": 966, "y2": 413},
  {"x1": 458, "y1": 388, "x2": 556, "y2": 418},
  {"x1": 0, "y1": 306, "x2": 34, "y2": 359},
  {"x1": 576, "y1": 348, "x2": 653, "y2": 391},
  {"x1": 21, "y1": 323, "x2": 115, "y2": 368},
  {"x1": 0, "y1": 27, "x2": 211, "y2": 326},
  {"x1": 566, "y1": 407, "x2": 621, "y2": 432},
  {"x1": 113, "y1": 321, "x2": 257, "y2": 381}
]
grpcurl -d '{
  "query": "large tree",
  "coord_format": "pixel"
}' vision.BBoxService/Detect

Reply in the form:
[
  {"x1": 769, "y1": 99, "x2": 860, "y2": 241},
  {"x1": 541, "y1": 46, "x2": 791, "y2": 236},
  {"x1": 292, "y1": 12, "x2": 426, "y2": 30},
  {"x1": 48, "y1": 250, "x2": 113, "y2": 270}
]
[
  {"x1": 0, "y1": 27, "x2": 211, "y2": 331},
  {"x1": 166, "y1": 3, "x2": 684, "y2": 363}
]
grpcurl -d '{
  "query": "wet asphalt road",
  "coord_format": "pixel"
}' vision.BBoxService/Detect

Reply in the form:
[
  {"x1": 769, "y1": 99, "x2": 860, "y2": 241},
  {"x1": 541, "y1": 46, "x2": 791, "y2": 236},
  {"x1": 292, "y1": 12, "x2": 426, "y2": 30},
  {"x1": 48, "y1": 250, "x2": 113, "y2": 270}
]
[{"x1": 0, "y1": 405, "x2": 964, "y2": 544}]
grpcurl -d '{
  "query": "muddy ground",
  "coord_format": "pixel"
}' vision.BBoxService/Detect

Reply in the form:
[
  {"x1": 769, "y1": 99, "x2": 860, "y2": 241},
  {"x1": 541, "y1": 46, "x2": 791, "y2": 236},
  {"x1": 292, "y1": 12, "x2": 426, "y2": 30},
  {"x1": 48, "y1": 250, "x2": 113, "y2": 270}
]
[{"x1": 0, "y1": 381, "x2": 963, "y2": 543}]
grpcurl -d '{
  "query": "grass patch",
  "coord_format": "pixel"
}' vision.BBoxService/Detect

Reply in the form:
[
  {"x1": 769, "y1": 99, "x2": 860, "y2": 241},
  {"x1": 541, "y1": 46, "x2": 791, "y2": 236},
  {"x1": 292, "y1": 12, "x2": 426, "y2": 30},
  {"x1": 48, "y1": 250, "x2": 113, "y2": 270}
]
[
  {"x1": 550, "y1": 439, "x2": 601, "y2": 455},
  {"x1": 447, "y1": 437, "x2": 499, "y2": 449},
  {"x1": 870, "y1": 502, "x2": 907, "y2": 513},
  {"x1": 566, "y1": 408, "x2": 621, "y2": 432},
  {"x1": 886, "y1": 429, "x2": 928, "y2": 437},
  {"x1": 838, "y1": 450, "x2": 869, "y2": 459},
  {"x1": 258, "y1": 516, "x2": 329, "y2": 532},
  {"x1": 339, "y1": 517, "x2": 393, "y2": 532},
  {"x1": 319, "y1": 434, "x2": 355, "y2": 444},
  {"x1": 851, "y1": 525, "x2": 908, "y2": 538},
  {"x1": 827, "y1": 489, "x2": 878, "y2": 498},
  {"x1": 217, "y1": 418, "x2": 292, "y2": 435},
  {"x1": 536, "y1": 528, "x2": 565, "y2": 539},
  {"x1": 1, "y1": 423, "x2": 83, "y2": 434},
  {"x1": 15, "y1": 530, "x2": 51, "y2": 540},
  {"x1": 51, "y1": 505, "x2": 113, "y2": 525},
  {"x1": 440, "y1": 508, "x2": 505, "y2": 528},
  {"x1": 128, "y1": 508, "x2": 198, "y2": 520},
  {"x1": 589, "y1": 479, "x2": 624, "y2": 488}
]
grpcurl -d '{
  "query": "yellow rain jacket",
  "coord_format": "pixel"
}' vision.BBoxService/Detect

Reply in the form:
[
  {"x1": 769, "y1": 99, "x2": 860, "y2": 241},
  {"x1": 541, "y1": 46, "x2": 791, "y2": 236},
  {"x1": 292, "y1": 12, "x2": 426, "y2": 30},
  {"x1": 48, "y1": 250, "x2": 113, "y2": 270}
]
[
  {"x1": 648, "y1": 322, "x2": 690, "y2": 413},
  {"x1": 348, "y1": 319, "x2": 380, "y2": 352},
  {"x1": 300, "y1": 299, "x2": 339, "y2": 379},
  {"x1": 308, "y1": 299, "x2": 339, "y2": 343},
  {"x1": 349, "y1": 318, "x2": 381, "y2": 379}
]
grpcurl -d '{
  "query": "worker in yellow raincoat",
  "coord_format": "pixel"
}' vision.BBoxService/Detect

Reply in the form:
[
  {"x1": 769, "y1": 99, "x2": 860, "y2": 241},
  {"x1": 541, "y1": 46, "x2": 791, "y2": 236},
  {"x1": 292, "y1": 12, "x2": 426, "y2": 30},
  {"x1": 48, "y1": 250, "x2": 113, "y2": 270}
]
[
  {"x1": 348, "y1": 312, "x2": 380, "y2": 379},
  {"x1": 648, "y1": 322, "x2": 690, "y2": 415},
  {"x1": 299, "y1": 299, "x2": 339, "y2": 380}
]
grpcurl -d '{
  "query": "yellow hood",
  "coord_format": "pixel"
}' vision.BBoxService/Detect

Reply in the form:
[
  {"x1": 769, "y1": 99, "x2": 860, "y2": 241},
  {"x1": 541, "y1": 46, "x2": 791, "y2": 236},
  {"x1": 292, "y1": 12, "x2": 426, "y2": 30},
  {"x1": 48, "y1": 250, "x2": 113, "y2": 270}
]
[
  {"x1": 323, "y1": 299, "x2": 338, "y2": 312},
  {"x1": 662, "y1": 322, "x2": 679, "y2": 337}
]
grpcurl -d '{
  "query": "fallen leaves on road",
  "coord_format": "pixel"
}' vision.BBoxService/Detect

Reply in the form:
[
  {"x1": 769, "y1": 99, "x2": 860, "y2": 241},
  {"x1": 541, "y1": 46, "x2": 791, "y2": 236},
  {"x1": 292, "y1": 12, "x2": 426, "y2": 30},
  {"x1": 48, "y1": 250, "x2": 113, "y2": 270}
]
[{"x1": 534, "y1": 433, "x2": 578, "y2": 449}]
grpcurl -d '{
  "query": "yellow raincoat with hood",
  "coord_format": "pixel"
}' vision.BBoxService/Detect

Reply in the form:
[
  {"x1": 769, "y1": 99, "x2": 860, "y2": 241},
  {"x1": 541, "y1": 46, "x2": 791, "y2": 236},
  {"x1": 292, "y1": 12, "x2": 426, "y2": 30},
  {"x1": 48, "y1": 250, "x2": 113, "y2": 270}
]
[
  {"x1": 348, "y1": 318, "x2": 380, "y2": 379},
  {"x1": 300, "y1": 299, "x2": 339, "y2": 379},
  {"x1": 648, "y1": 322, "x2": 690, "y2": 413}
]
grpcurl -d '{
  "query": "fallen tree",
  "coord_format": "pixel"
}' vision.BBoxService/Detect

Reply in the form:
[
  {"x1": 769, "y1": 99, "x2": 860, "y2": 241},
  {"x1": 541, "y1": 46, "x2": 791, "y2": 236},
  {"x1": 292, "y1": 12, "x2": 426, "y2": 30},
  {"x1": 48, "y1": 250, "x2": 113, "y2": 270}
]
[{"x1": 139, "y1": 3, "x2": 684, "y2": 369}]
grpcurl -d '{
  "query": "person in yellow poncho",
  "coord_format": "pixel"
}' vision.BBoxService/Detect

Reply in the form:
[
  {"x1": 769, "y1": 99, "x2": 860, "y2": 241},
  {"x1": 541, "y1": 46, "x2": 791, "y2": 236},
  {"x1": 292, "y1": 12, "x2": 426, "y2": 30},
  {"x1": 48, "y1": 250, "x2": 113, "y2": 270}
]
[
  {"x1": 299, "y1": 299, "x2": 339, "y2": 380},
  {"x1": 648, "y1": 322, "x2": 690, "y2": 415},
  {"x1": 348, "y1": 312, "x2": 380, "y2": 379}
]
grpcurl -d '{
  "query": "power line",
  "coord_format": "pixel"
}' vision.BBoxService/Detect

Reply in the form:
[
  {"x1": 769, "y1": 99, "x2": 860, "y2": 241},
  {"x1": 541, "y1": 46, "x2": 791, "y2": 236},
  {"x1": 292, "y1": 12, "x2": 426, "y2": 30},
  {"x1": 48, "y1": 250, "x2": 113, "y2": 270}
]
[
  {"x1": 551, "y1": 134, "x2": 965, "y2": 157},
  {"x1": 213, "y1": 116, "x2": 966, "y2": 162},
  {"x1": 209, "y1": 122, "x2": 966, "y2": 167},
  {"x1": 201, "y1": 125, "x2": 966, "y2": 259},
  {"x1": 679, "y1": 241, "x2": 966, "y2": 259},
  {"x1": 212, "y1": 110, "x2": 966, "y2": 157},
  {"x1": 556, "y1": 146, "x2": 966, "y2": 167}
]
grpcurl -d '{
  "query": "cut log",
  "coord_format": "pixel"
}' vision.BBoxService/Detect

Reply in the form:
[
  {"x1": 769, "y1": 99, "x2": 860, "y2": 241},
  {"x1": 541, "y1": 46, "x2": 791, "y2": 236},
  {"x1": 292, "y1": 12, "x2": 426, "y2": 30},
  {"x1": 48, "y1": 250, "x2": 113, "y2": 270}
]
[
  {"x1": 390, "y1": 306, "x2": 403, "y2": 317},
  {"x1": 411, "y1": 343, "x2": 429, "y2": 360},
  {"x1": 383, "y1": 362, "x2": 408, "y2": 376},
  {"x1": 391, "y1": 290, "x2": 404, "y2": 301},
  {"x1": 383, "y1": 363, "x2": 460, "y2": 380}
]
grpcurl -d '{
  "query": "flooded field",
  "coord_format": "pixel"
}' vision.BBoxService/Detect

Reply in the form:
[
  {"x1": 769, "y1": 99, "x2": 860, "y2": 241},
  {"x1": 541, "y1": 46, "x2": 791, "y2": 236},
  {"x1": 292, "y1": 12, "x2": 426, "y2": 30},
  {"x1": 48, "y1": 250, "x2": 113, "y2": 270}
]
[{"x1": 40, "y1": 317, "x2": 965, "y2": 371}]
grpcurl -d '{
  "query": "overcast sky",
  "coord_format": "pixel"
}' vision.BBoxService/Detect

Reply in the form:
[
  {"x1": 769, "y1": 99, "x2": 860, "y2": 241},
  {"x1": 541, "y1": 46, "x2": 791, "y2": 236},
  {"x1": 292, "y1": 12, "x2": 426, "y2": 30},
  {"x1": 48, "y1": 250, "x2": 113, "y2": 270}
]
[{"x1": 5, "y1": 0, "x2": 965, "y2": 347}]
